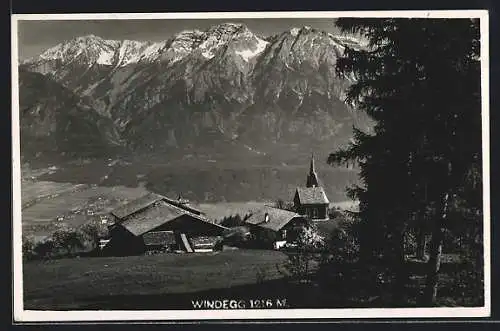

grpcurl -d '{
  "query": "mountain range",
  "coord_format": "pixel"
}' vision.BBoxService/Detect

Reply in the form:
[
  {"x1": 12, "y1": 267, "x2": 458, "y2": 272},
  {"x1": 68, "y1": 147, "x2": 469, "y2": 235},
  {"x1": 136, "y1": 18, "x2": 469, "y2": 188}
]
[{"x1": 19, "y1": 22, "x2": 371, "y2": 162}]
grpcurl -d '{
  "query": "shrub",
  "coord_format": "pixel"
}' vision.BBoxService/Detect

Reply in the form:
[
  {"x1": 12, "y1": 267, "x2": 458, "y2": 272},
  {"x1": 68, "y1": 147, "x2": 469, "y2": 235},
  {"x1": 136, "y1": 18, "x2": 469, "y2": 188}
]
[
  {"x1": 326, "y1": 218, "x2": 360, "y2": 264},
  {"x1": 213, "y1": 237, "x2": 224, "y2": 251},
  {"x1": 32, "y1": 238, "x2": 56, "y2": 260},
  {"x1": 315, "y1": 219, "x2": 363, "y2": 302},
  {"x1": 220, "y1": 214, "x2": 250, "y2": 228},
  {"x1": 280, "y1": 226, "x2": 326, "y2": 282},
  {"x1": 328, "y1": 206, "x2": 345, "y2": 220},
  {"x1": 51, "y1": 228, "x2": 85, "y2": 257},
  {"x1": 26, "y1": 217, "x2": 111, "y2": 260},
  {"x1": 77, "y1": 221, "x2": 108, "y2": 252},
  {"x1": 222, "y1": 226, "x2": 252, "y2": 247},
  {"x1": 296, "y1": 225, "x2": 326, "y2": 252},
  {"x1": 22, "y1": 235, "x2": 36, "y2": 261}
]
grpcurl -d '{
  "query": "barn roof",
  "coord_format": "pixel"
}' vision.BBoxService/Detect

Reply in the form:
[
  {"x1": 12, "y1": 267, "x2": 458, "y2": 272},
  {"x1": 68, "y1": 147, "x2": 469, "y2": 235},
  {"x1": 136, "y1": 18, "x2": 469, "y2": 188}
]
[
  {"x1": 110, "y1": 192, "x2": 204, "y2": 220},
  {"x1": 118, "y1": 200, "x2": 184, "y2": 236},
  {"x1": 110, "y1": 192, "x2": 164, "y2": 219},
  {"x1": 116, "y1": 199, "x2": 226, "y2": 237},
  {"x1": 295, "y1": 187, "x2": 330, "y2": 205},
  {"x1": 162, "y1": 196, "x2": 204, "y2": 215},
  {"x1": 245, "y1": 206, "x2": 306, "y2": 232}
]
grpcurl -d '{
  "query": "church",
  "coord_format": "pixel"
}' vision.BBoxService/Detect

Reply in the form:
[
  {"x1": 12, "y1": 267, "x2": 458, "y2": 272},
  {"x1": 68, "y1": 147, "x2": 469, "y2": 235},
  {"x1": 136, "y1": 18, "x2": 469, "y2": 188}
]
[{"x1": 293, "y1": 154, "x2": 330, "y2": 221}]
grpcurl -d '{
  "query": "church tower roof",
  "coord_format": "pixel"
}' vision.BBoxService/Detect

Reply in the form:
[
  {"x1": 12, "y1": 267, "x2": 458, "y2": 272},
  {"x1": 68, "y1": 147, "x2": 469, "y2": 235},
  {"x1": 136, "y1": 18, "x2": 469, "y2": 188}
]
[{"x1": 306, "y1": 153, "x2": 321, "y2": 188}]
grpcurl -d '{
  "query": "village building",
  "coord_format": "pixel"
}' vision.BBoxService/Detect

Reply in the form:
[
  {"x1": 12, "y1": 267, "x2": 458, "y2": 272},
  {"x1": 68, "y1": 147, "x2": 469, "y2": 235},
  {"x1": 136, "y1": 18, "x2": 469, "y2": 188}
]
[
  {"x1": 245, "y1": 206, "x2": 309, "y2": 249},
  {"x1": 293, "y1": 154, "x2": 330, "y2": 220},
  {"x1": 102, "y1": 192, "x2": 227, "y2": 256}
]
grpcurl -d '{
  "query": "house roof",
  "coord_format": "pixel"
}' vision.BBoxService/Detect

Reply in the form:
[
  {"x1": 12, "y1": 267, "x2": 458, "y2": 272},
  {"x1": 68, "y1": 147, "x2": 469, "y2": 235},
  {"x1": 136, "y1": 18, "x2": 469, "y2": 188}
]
[
  {"x1": 295, "y1": 187, "x2": 330, "y2": 205},
  {"x1": 161, "y1": 196, "x2": 204, "y2": 215},
  {"x1": 110, "y1": 192, "x2": 204, "y2": 220},
  {"x1": 118, "y1": 200, "x2": 185, "y2": 236},
  {"x1": 116, "y1": 199, "x2": 227, "y2": 237},
  {"x1": 111, "y1": 192, "x2": 164, "y2": 219},
  {"x1": 245, "y1": 206, "x2": 306, "y2": 232},
  {"x1": 142, "y1": 230, "x2": 176, "y2": 246}
]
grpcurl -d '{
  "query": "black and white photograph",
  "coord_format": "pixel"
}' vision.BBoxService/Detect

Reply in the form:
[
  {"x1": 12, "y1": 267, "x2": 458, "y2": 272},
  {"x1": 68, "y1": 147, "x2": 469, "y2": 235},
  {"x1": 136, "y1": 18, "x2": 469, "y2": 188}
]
[{"x1": 11, "y1": 11, "x2": 490, "y2": 321}]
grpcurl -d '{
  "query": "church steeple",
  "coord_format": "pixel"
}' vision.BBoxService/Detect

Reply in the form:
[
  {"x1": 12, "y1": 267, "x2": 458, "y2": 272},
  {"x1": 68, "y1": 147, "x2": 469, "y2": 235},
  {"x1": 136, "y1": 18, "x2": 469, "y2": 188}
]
[
  {"x1": 306, "y1": 153, "x2": 320, "y2": 188},
  {"x1": 309, "y1": 153, "x2": 316, "y2": 173}
]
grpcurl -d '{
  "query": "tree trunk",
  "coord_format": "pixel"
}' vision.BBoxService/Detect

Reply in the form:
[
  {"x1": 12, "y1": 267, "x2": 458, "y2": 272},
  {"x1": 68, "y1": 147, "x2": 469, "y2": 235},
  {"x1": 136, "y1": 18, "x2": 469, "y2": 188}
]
[
  {"x1": 359, "y1": 226, "x2": 374, "y2": 265},
  {"x1": 392, "y1": 227, "x2": 409, "y2": 306},
  {"x1": 416, "y1": 226, "x2": 427, "y2": 260},
  {"x1": 423, "y1": 192, "x2": 450, "y2": 306}
]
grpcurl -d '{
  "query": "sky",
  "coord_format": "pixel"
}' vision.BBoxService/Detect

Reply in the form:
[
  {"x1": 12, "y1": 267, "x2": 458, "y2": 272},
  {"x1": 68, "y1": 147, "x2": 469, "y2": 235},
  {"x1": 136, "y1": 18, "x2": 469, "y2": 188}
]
[{"x1": 17, "y1": 18, "x2": 341, "y2": 60}]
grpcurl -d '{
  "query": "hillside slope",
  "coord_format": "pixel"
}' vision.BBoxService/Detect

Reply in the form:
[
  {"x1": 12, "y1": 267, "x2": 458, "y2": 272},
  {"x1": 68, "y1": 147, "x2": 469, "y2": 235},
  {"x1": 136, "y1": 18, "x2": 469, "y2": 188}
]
[{"x1": 18, "y1": 69, "x2": 122, "y2": 158}]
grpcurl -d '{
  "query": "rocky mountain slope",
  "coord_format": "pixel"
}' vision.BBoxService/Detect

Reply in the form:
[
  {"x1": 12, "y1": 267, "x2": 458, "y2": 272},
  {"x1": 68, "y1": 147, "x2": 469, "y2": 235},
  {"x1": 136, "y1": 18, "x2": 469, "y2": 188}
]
[
  {"x1": 19, "y1": 23, "x2": 371, "y2": 159},
  {"x1": 18, "y1": 69, "x2": 122, "y2": 158}
]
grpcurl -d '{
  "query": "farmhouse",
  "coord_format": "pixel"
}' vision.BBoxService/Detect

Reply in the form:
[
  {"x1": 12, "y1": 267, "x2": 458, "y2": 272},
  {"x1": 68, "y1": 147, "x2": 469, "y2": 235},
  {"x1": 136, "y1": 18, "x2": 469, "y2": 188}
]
[
  {"x1": 293, "y1": 154, "x2": 330, "y2": 220},
  {"x1": 245, "y1": 206, "x2": 309, "y2": 249},
  {"x1": 102, "y1": 193, "x2": 227, "y2": 256}
]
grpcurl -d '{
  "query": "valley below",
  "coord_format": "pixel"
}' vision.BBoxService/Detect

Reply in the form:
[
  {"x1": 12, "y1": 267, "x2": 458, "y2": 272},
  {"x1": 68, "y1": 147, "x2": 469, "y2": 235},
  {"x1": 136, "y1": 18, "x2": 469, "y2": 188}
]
[{"x1": 20, "y1": 156, "x2": 359, "y2": 240}]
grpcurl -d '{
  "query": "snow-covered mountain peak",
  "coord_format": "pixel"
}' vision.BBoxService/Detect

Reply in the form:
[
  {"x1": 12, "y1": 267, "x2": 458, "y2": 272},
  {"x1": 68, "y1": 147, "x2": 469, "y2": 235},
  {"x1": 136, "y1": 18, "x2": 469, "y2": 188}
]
[
  {"x1": 197, "y1": 22, "x2": 266, "y2": 60},
  {"x1": 36, "y1": 34, "x2": 119, "y2": 64},
  {"x1": 28, "y1": 35, "x2": 166, "y2": 67},
  {"x1": 176, "y1": 29, "x2": 205, "y2": 38},
  {"x1": 76, "y1": 34, "x2": 104, "y2": 41},
  {"x1": 207, "y1": 22, "x2": 247, "y2": 34},
  {"x1": 121, "y1": 39, "x2": 147, "y2": 48},
  {"x1": 116, "y1": 40, "x2": 152, "y2": 66},
  {"x1": 23, "y1": 26, "x2": 362, "y2": 82},
  {"x1": 290, "y1": 27, "x2": 301, "y2": 37},
  {"x1": 234, "y1": 37, "x2": 269, "y2": 62},
  {"x1": 288, "y1": 26, "x2": 316, "y2": 38}
]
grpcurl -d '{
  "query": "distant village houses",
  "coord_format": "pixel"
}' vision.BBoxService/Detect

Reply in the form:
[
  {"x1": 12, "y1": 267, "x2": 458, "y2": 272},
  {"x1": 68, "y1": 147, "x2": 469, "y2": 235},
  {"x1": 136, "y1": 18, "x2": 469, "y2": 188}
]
[{"x1": 293, "y1": 154, "x2": 330, "y2": 221}]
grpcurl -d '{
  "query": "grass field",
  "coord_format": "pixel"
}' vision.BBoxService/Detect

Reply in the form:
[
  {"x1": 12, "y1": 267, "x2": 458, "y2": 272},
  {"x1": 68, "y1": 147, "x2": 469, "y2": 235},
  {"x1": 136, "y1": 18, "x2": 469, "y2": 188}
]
[
  {"x1": 23, "y1": 249, "x2": 290, "y2": 310},
  {"x1": 22, "y1": 249, "x2": 478, "y2": 310}
]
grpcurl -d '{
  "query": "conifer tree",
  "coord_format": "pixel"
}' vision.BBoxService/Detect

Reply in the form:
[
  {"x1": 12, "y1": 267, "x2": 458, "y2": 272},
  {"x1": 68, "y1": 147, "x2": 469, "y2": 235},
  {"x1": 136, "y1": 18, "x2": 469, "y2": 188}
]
[{"x1": 329, "y1": 18, "x2": 482, "y2": 305}]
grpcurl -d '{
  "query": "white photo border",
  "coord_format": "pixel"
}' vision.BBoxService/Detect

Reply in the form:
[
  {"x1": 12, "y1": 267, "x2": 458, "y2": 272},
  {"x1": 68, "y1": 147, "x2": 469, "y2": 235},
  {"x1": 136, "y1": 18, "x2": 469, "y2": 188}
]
[{"x1": 11, "y1": 10, "x2": 491, "y2": 322}]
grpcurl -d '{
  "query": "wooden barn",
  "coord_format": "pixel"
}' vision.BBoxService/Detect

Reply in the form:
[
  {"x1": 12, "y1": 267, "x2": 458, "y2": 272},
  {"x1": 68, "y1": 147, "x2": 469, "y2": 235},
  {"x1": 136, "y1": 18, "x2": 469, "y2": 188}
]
[
  {"x1": 293, "y1": 154, "x2": 330, "y2": 220},
  {"x1": 102, "y1": 193, "x2": 227, "y2": 256},
  {"x1": 245, "y1": 206, "x2": 309, "y2": 249}
]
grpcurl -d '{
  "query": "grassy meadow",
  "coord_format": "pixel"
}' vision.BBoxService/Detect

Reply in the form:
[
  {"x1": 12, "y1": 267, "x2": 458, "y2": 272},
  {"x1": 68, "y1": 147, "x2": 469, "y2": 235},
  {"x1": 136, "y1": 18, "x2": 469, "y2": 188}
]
[
  {"x1": 22, "y1": 247, "x2": 476, "y2": 310},
  {"x1": 23, "y1": 250, "x2": 291, "y2": 310}
]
